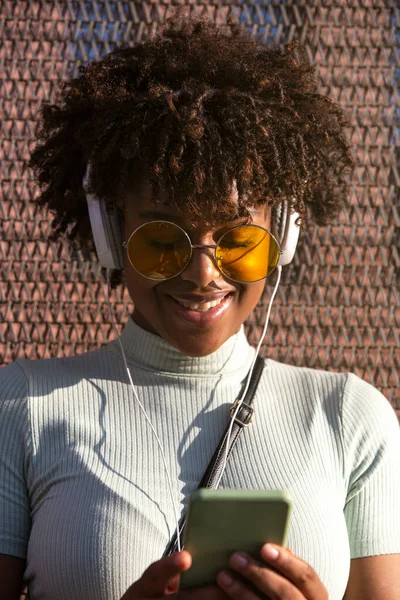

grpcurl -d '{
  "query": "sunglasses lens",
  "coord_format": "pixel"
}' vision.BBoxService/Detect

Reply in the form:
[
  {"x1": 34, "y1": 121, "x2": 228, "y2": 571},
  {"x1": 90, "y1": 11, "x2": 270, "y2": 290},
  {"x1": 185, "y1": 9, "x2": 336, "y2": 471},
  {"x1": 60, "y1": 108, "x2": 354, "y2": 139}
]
[
  {"x1": 127, "y1": 222, "x2": 280, "y2": 283},
  {"x1": 217, "y1": 225, "x2": 280, "y2": 283},
  {"x1": 127, "y1": 222, "x2": 190, "y2": 279}
]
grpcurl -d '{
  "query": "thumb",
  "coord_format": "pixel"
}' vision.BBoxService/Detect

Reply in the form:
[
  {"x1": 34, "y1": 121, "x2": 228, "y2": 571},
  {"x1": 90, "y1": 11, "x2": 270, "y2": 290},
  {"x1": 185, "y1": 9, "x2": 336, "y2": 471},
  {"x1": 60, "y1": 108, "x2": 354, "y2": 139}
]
[{"x1": 123, "y1": 551, "x2": 192, "y2": 598}]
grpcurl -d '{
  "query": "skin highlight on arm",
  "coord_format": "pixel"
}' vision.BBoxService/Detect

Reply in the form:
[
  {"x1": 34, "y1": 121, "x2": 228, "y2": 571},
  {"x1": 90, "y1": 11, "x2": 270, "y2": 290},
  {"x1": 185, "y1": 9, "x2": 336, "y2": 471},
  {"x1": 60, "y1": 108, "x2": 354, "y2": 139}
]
[{"x1": 343, "y1": 555, "x2": 400, "y2": 600}]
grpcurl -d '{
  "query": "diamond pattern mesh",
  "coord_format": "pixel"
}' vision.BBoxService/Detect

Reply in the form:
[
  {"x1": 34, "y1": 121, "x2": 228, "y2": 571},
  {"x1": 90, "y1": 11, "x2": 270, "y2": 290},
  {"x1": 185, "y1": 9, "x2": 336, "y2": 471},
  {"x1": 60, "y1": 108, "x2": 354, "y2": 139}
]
[{"x1": 1, "y1": 1, "x2": 399, "y2": 413}]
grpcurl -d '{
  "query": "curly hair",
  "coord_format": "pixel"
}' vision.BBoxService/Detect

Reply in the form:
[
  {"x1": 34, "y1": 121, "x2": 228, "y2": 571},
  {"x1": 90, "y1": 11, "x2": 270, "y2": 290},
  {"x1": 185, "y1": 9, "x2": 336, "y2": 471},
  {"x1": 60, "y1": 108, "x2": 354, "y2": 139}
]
[{"x1": 29, "y1": 14, "x2": 354, "y2": 288}]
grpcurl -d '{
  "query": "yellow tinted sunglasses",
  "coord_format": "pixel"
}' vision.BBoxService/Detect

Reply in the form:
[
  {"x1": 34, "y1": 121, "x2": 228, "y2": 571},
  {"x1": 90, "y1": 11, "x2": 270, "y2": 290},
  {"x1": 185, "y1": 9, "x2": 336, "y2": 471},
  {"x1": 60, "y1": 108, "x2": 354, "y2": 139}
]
[{"x1": 123, "y1": 221, "x2": 281, "y2": 284}]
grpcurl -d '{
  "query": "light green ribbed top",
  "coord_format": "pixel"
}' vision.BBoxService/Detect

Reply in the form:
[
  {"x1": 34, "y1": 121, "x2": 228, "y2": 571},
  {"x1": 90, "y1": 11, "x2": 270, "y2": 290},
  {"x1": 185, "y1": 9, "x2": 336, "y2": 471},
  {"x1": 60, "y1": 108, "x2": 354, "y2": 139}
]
[{"x1": 0, "y1": 317, "x2": 399, "y2": 600}]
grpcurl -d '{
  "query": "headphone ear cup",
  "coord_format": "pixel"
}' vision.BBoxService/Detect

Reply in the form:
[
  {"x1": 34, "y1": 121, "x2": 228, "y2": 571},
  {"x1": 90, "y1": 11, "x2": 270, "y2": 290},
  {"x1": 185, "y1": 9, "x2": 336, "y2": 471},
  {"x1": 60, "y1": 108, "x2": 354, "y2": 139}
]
[
  {"x1": 272, "y1": 202, "x2": 285, "y2": 243},
  {"x1": 273, "y1": 201, "x2": 301, "y2": 266},
  {"x1": 88, "y1": 198, "x2": 124, "y2": 270},
  {"x1": 83, "y1": 162, "x2": 124, "y2": 270}
]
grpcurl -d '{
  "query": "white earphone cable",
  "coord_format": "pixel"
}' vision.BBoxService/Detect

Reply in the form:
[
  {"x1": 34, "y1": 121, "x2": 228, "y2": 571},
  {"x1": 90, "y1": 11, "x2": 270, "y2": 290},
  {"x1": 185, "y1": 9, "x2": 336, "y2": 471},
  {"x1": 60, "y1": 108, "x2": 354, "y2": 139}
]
[
  {"x1": 105, "y1": 269, "x2": 182, "y2": 552},
  {"x1": 214, "y1": 265, "x2": 282, "y2": 489}
]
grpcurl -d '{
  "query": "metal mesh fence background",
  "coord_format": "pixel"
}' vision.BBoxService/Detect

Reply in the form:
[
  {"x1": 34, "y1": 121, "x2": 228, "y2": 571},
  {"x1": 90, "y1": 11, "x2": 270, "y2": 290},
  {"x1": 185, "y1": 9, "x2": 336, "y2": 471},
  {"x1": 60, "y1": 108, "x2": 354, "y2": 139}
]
[{"x1": 1, "y1": 1, "x2": 399, "y2": 413}]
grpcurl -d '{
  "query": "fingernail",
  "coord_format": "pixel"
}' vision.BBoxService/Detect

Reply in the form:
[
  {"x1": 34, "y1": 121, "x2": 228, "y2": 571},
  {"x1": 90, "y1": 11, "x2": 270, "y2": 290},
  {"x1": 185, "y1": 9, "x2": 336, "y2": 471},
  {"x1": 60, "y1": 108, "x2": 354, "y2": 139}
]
[
  {"x1": 218, "y1": 570, "x2": 233, "y2": 586},
  {"x1": 231, "y1": 552, "x2": 248, "y2": 568},
  {"x1": 263, "y1": 544, "x2": 279, "y2": 560}
]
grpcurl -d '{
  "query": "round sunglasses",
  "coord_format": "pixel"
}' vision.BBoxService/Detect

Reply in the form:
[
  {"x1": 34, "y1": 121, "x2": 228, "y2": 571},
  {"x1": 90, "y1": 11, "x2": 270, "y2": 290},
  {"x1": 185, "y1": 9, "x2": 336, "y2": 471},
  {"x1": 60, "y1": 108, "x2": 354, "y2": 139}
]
[{"x1": 122, "y1": 220, "x2": 281, "y2": 284}]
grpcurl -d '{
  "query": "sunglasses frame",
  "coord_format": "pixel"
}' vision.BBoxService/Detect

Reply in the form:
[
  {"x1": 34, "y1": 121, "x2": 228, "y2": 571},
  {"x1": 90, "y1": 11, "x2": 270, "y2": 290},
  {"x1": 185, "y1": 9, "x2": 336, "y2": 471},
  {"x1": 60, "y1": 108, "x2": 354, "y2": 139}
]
[{"x1": 122, "y1": 220, "x2": 282, "y2": 284}]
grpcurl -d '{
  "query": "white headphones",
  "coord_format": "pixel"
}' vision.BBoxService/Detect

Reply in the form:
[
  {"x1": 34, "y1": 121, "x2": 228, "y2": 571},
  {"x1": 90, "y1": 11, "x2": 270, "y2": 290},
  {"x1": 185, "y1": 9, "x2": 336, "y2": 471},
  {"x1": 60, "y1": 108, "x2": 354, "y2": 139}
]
[{"x1": 83, "y1": 162, "x2": 301, "y2": 271}]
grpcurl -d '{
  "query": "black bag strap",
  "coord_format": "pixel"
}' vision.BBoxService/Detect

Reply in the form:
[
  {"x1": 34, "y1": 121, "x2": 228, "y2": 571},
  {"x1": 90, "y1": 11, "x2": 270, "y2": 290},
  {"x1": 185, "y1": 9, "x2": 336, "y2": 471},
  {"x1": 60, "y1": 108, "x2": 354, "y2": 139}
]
[{"x1": 164, "y1": 355, "x2": 265, "y2": 556}]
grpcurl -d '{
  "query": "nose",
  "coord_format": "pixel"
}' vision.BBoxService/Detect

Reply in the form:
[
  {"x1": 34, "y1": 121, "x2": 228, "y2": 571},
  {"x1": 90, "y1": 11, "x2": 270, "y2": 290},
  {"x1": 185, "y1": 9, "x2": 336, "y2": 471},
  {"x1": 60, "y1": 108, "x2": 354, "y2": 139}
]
[{"x1": 179, "y1": 246, "x2": 222, "y2": 287}]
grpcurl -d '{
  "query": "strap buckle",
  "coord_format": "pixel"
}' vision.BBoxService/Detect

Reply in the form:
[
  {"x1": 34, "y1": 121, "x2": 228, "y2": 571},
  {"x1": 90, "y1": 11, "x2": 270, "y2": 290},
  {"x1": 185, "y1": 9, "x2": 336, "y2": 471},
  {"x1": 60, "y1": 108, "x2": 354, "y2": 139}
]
[{"x1": 230, "y1": 399, "x2": 254, "y2": 426}]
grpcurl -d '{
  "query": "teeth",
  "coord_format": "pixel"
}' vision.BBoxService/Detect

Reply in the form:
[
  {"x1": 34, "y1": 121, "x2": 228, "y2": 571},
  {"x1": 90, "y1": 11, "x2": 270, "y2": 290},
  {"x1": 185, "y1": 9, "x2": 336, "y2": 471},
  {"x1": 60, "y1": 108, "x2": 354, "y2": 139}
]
[{"x1": 177, "y1": 297, "x2": 226, "y2": 311}]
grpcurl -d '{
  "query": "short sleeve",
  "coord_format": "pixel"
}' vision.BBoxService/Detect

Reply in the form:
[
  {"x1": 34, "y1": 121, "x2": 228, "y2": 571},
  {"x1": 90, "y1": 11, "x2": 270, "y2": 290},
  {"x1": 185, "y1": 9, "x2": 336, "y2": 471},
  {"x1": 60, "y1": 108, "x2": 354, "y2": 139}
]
[
  {"x1": 0, "y1": 362, "x2": 32, "y2": 558},
  {"x1": 342, "y1": 373, "x2": 400, "y2": 558}
]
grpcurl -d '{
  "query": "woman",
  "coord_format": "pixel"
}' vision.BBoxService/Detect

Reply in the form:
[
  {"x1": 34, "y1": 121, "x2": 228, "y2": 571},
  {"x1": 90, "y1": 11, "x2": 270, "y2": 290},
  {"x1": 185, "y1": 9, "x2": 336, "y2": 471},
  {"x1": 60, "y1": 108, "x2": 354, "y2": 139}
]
[{"x1": 1, "y1": 16, "x2": 399, "y2": 600}]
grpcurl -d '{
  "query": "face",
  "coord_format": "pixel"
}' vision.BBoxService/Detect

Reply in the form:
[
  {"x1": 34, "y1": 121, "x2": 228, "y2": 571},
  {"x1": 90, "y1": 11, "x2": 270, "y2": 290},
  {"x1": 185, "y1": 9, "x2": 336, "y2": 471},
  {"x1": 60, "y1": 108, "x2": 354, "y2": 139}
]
[{"x1": 123, "y1": 183, "x2": 272, "y2": 357}]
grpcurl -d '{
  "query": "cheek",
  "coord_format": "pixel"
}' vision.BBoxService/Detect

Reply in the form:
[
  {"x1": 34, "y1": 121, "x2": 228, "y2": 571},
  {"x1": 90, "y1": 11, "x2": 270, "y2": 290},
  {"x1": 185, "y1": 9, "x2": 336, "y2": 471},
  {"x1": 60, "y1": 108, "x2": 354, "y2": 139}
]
[
  {"x1": 125, "y1": 268, "x2": 158, "y2": 310},
  {"x1": 240, "y1": 281, "x2": 265, "y2": 311}
]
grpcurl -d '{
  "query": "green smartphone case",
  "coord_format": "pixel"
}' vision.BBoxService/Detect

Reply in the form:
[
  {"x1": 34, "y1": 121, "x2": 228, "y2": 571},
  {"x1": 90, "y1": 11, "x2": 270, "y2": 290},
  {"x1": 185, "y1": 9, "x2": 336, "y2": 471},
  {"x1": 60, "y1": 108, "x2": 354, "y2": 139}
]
[{"x1": 180, "y1": 488, "x2": 292, "y2": 589}]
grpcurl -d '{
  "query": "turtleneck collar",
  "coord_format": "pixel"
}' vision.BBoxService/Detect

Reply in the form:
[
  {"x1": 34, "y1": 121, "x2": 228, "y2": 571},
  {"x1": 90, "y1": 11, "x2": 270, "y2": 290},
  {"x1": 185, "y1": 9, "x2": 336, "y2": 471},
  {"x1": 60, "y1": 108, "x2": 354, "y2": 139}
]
[{"x1": 106, "y1": 317, "x2": 256, "y2": 376}]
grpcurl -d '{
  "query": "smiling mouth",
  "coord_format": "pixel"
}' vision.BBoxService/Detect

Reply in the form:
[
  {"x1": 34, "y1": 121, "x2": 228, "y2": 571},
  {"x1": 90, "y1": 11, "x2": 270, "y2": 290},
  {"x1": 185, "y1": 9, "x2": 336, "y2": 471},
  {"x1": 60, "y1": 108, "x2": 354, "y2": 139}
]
[
  {"x1": 165, "y1": 292, "x2": 235, "y2": 325},
  {"x1": 168, "y1": 291, "x2": 235, "y2": 312},
  {"x1": 176, "y1": 297, "x2": 227, "y2": 312}
]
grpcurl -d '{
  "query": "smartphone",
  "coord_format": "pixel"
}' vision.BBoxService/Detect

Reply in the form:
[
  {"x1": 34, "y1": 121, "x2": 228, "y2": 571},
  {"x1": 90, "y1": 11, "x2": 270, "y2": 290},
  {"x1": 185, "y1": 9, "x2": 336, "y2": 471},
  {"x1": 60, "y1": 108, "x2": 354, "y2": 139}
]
[{"x1": 180, "y1": 488, "x2": 292, "y2": 589}]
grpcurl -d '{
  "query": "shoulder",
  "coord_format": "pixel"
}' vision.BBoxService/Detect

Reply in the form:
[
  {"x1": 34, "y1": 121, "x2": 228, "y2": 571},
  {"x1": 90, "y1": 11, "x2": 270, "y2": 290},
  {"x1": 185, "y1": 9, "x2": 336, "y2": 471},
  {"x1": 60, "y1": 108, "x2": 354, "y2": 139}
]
[
  {"x1": 0, "y1": 362, "x2": 30, "y2": 450},
  {"x1": 340, "y1": 372, "x2": 400, "y2": 457},
  {"x1": 261, "y1": 358, "x2": 348, "y2": 403},
  {"x1": 262, "y1": 362, "x2": 400, "y2": 483},
  {"x1": 341, "y1": 372, "x2": 398, "y2": 425},
  {"x1": 0, "y1": 344, "x2": 113, "y2": 410},
  {"x1": 0, "y1": 360, "x2": 28, "y2": 405},
  {"x1": 6, "y1": 344, "x2": 110, "y2": 386},
  {"x1": 261, "y1": 359, "x2": 399, "y2": 435},
  {"x1": 263, "y1": 358, "x2": 395, "y2": 413}
]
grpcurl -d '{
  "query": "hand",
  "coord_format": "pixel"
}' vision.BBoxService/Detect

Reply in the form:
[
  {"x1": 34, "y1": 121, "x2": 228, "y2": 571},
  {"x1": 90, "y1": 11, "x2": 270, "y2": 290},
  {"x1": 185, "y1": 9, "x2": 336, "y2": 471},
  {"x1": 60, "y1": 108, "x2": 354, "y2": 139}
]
[
  {"x1": 120, "y1": 550, "x2": 228, "y2": 599},
  {"x1": 216, "y1": 544, "x2": 329, "y2": 599}
]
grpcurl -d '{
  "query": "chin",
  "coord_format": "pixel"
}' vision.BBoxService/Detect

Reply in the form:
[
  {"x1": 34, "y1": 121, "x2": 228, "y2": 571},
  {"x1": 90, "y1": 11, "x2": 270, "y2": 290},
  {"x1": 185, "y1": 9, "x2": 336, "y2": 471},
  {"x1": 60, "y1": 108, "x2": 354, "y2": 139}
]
[
  {"x1": 132, "y1": 309, "x2": 237, "y2": 357},
  {"x1": 170, "y1": 329, "x2": 234, "y2": 357}
]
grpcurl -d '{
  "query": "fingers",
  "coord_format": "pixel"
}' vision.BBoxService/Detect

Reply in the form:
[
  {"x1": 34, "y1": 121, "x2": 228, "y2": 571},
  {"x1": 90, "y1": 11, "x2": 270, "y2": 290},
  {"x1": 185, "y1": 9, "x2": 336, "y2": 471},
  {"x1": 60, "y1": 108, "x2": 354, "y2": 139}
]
[
  {"x1": 217, "y1": 570, "x2": 260, "y2": 600},
  {"x1": 217, "y1": 545, "x2": 328, "y2": 600},
  {"x1": 123, "y1": 551, "x2": 192, "y2": 598},
  {"x1": 259, "y1": 544, "x2": 327, "y2": 598},
  {"x1": 220, "y1": 548, "x2": 303, "y2": 599},
  {"x1": 176, "y1": 584, "x2": 229, "y2": 599}
]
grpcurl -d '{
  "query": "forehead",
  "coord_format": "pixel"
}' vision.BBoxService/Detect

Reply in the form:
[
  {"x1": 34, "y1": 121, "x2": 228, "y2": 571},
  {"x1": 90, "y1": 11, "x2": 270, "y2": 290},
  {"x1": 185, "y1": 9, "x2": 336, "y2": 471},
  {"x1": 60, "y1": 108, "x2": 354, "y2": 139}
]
[{"x1": 123, "y1": 179, "x2": 263, "y2": 226}]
